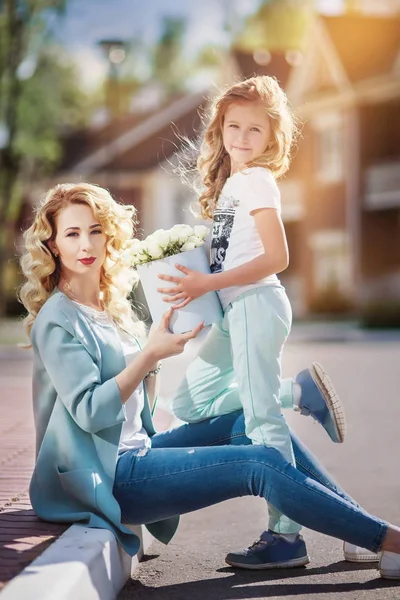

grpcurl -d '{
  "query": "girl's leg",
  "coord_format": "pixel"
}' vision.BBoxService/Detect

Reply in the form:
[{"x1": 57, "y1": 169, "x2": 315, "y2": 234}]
[
  {"x1": 172, "y1": 319, "x2": 238, "y2": 423},
  {"x1": 227, "y1": 287, "x2": 293, "y2": 456},
  {"x1": 113, "y1": 442, "x2": 387, "y2": 554},
  {"x1": 172, "y1": 317, "x2": 298, "y2": 422},
  {"x1": 227, "y1": 286, "x2": 299, "y2": 535}
]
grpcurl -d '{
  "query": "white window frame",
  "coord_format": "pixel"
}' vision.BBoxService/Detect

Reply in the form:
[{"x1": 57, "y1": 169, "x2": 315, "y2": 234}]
[
  {"x1": 312, "y1": 112, "x2": 344, "y2": 184},
  {"x1": 309, "y1": 229, "x2": 352, "y2": 296}
]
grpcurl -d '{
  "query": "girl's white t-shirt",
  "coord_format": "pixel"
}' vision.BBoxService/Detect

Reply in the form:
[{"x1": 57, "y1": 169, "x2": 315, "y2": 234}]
[
  {"x1": 72, "y1": 302, "x2": 151, "y2": 454},
  {"x1": 210, "y1": 166, "x2": 281, "y2": 310}
]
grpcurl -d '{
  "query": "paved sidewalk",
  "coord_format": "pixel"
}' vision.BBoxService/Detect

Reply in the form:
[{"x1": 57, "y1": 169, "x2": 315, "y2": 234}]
[{"x1": 0, "y1": 348, "x2": 66, "y2": 591}]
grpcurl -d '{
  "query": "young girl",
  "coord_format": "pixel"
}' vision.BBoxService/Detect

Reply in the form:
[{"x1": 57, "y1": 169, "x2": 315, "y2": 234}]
[
  {"x1": 18, "y1": 182, "x2": 400, "y2": 581},
  {"x1": 157, "y1": 75, "x2": 346, "y2": 567}
]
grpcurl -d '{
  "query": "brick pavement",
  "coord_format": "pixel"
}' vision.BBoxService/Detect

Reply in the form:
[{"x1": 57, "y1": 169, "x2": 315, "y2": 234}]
[
  {"x1": 0, "y1": 348, "x2": 174, "y2": 591},
  {"x1": 0, "y1": 350, "x2": 68, "y2": 591}
]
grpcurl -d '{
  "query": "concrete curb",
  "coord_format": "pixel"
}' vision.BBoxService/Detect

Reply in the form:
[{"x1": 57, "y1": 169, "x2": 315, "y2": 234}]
[{"x1": 0, "y1": 523, "x2": 155, "y2": 600}]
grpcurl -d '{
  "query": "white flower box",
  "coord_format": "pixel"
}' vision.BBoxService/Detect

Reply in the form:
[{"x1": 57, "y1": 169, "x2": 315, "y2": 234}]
[{"x1": 137, "y1": 246, "x2": 223, "y2": 334}]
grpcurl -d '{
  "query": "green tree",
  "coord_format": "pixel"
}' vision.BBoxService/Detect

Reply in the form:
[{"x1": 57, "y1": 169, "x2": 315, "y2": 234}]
[
  {"x1": 235, "y1": 0, "x2": 316, "y2": 52},
  {"x1": 152, "y1": 16, "x2": 188, "y2": 94},
  {"x1": 0, "y1": 0, "x2": 91, "y2": 315}
]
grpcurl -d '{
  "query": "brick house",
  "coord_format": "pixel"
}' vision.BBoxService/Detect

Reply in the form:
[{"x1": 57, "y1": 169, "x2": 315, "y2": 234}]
[{"x1": 227, "y1": 14, "x2": 400, "y2": 315}]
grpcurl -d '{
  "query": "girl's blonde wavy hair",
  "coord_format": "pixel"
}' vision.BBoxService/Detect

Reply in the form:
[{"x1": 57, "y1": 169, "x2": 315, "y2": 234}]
[
  {"x1": 18, "y1": 182, "x2": 145, "y2": 342},
  {"x1": 189, "y1": 76, "x2": 299, "y2": 220}
]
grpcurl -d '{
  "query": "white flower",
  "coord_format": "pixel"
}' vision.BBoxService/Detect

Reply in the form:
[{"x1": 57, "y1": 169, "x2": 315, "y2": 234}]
[
  {"x1": 181, "y1": 241, "x2": 197, "y2": 252},
  {"x1": 146, "y1": 240, "x2": 164, "y2": 260},
  {"x1": 185, "y1": 234, "x2": 203, "y2": 247},
  {"x1": 170, "y1": 224, "x2": 193, "y2": 244},
  {"x1": 193, "y1": 225, "x2": 209, "y2": 240},
  {"x1": 121, "y1": 239, "x2": 144, "y2": 266},
  {"x1": 123, "y1": 223, "x2": 208, "y2": 267},
  {"x1": 149, "y1": 229, "x2": 171, "y2": 248},
  {"x1": 121, "y1": 249, "x2": 134, "y2": 266}
]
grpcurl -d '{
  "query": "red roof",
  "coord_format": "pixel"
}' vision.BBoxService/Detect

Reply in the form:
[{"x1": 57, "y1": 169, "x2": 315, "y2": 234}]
[{"x1": 59, "y1": 92, "x2": 207, "y2": 173}]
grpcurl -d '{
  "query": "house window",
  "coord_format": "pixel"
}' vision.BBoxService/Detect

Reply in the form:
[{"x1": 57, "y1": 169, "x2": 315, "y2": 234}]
[
  {"x1": 312, "y1": 112, "x2": 344, "y2": 183},
  {"x1": 310, "y1": 230, "x2": 352, "y2": 296}
]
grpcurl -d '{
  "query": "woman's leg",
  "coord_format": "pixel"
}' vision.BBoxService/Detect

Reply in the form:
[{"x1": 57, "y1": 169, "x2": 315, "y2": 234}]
[
  {"x1": 151, "y1": 410, "x2": 249, "y2": 450},
  {"x1": 290, "y1": 429, "x2": 359, "y2": 507},
  {"x1": 113, "y1": 441, "x2": 387, "y2": 554},
  {"x1": 153, "y1": 410, "x2": 358, "y2": 507}
]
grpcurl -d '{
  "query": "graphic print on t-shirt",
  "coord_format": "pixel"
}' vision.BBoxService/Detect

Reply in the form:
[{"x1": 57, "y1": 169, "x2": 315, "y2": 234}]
[{"x1": 210, "y1": 194, "x2": 238, "y2": 274}]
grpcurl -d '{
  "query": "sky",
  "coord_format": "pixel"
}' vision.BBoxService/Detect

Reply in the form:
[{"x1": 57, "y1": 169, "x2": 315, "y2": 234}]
[{"x1": 49, "y1": 0, "x2": 344, "y2": 90}]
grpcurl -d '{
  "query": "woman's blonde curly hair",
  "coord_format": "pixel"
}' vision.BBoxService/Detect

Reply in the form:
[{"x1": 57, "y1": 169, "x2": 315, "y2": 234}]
[
  {"x1": 18, "y1": 182, "x2": 145, "y2": 342},
  {"x1": 191, "y1": 76, "x2": 299, "y2": 220}
]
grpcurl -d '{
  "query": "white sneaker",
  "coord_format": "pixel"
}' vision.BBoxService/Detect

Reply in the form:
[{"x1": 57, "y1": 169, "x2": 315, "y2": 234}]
[
  {"x1": 343, "y1": 542, "x2": 379, "y2": 562},
  {"x1": 379, "y1": 551, "x2": 400, "y2": 579}
]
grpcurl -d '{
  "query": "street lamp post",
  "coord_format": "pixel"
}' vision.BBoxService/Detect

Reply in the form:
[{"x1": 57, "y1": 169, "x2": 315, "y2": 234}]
[{"x1": 98, "y1": 39, "x2": 127, "y2": 119}]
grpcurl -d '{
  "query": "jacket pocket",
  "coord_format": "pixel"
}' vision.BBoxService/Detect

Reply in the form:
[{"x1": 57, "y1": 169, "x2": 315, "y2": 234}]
[{"x1": 57, "y1": 467, "x2": 98, "y2": 510}]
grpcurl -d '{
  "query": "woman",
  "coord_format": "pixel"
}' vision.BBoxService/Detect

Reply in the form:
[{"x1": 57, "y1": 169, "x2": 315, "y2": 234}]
[{"x1": 18, "y1": 182, "x2": 400, "y2": 579}]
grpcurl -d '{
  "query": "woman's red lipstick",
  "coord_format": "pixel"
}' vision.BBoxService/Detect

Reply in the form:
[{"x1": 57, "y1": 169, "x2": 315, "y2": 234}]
[{"x1": 78, "y1": 257, "x2": 96, "y2": 265}]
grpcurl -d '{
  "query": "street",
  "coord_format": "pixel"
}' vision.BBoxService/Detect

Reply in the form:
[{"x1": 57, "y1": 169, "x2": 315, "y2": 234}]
[{"x1": 119, "y1": 333, "x2": 400, "y2": 600}]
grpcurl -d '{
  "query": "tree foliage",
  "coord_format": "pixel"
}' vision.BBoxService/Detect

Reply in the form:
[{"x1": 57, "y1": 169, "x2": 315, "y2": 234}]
[
  {"x1": 235, "y1": 0, "x2": 316, "y2": 52},
  {"x1": 152, "y1": 16, "x2": 189, "y2": 94},
  {"x1": 0, "y1": 0, "x2": 91, "y2": 314}
]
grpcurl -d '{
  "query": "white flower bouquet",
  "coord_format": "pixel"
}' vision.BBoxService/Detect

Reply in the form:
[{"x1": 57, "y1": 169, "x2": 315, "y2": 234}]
[{"x1": 124, "y1": 224, "x2": 223, "y2": 334}]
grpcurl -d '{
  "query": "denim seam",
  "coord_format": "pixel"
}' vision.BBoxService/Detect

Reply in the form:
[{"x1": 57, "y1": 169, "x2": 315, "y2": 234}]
[
  {"x1": 208, "y1": 432, "x2": 247, "y2": 446},
  {"x1": 374, "y1": 523, "x2": 389, "y2": 553},
  {"x1": 295, "y1": 458, "x2": 332, "y2": 489}
]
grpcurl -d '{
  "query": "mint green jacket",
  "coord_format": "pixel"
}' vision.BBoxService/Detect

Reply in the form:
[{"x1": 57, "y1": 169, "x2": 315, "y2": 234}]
[{"x1": 29, "y1": 290, "x2": 179, "y2": 556}]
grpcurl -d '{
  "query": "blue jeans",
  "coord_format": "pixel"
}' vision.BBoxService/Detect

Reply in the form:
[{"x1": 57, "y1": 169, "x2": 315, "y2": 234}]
[{"x1": 113, "y1": 411, "x2": 387, "y2": 553}]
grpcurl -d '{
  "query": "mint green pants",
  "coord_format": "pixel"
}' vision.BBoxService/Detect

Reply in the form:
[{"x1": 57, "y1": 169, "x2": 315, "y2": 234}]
[{"x1": 172, "y1": 285, "x2": 301, "y2": 534}]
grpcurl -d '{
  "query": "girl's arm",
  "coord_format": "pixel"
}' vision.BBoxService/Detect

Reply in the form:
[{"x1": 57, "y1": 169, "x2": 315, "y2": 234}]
[{"x1": 158, "y1": 208, "x2": 288, "y2": 309}]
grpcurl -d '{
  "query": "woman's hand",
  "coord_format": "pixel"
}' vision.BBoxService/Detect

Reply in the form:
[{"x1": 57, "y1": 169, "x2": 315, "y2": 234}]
[
  {"x1": 146, "y1": 308, "x2": 204, "y2": 361},
  {"x1": 157, "y1": 264, "x2": 212, "y2": 309}
]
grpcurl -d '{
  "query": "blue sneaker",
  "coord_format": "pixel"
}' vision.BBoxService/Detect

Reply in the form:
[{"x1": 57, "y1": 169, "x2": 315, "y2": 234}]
[
  {"x1": 225, "y1": 531, "x2": 310, "y2": 569},
  {"x1": 296, "y1": 362, "x2": 346, "y2": 443}
]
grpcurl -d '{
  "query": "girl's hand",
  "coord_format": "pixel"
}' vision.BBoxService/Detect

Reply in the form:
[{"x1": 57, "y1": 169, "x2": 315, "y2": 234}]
[
  {"x1": 146, "y1": 308, "x2": 204, "y2": 360},
  {"x1": 157, "y1": 264, "x2": 212, "y2": 309}
]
